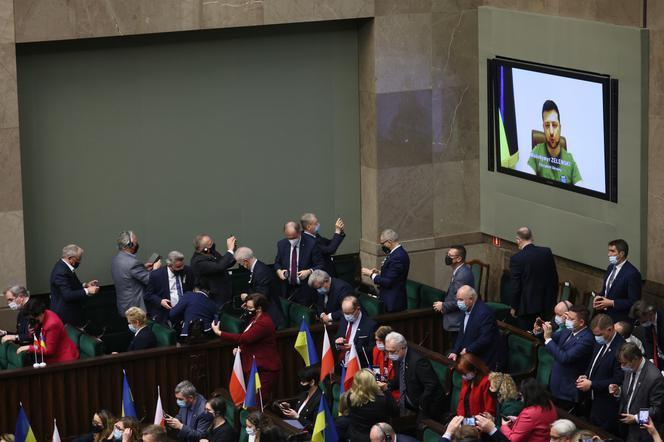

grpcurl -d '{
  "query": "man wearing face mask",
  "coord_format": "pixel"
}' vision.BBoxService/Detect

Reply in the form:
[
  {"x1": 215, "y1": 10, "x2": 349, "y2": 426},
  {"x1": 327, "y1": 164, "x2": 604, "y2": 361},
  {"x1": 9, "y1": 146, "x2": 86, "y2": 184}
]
[
  {"x1": 448, "y1": 285, "x2": 500, "y2": 370},
  {"x1": 361, "y1": 229, "x2": 410, "y2": 313},
  {"x1": 536, "y1": 305, "x2": 594, "y2": 411},
  {"x1": 609, "y1": 342, "x2": 664, "y2": 442},
  {"x1": 112, "y1": 230, "x2": 162, "y2": 317},
  {"x1": 335, "y1": 295, "x2": 377, "y2": 368},
  {"x1": 274, "y1": 221, "x2": 324, "y2": 306},
  {"x1": 145, "y1": 250, "x2": 195, "y2": 325},
  {"x1": 308, "y1": 269, "x2": 353, "y2": 325},
  {"x1": 575, "y1": 314, "x2": 624, "y2": 433},
  {"x1": 594, "y1": 239, "x2": 641, "y2": 323},
  {"x1": 165, "y1": 380, "x2": 212, "y2": 442},
  {"x1": 0, "y1": 285, "x2": 32, "y2": 345},
  {"x1": 190, "y1": 233, "x2": 237, "y2": 308},
  {"x1": 168, "y1": 281, "x2": 218, "y2": 342},
  {"x1": 301, "y1": 213, "x2": 346, "y2": 277},
  {"x1": 49, "y1": 244, "x2": 100, "y2": 327},
  {"x1": 630, "y1": 300, "x2": 664, "y2": 370}
]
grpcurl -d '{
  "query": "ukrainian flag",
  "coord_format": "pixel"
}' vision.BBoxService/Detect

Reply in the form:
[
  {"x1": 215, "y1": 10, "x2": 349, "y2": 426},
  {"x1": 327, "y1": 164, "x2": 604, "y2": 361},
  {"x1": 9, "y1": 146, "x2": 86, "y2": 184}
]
[
  {"x1": 294, "y1": 319, "x2": 319, "y2": 367},
  {"x1": 122, "y1": 370, "x2": 137, "y2": 417},
  {"x1": 14, "y1": 404, "x2": 36, "y2": 442},
  {"x1": 243, "y1": 357, "x2": 261, "y2": 409},
  {"x1": 311, "y1": 394, "x2": 338, "y2": 442}
]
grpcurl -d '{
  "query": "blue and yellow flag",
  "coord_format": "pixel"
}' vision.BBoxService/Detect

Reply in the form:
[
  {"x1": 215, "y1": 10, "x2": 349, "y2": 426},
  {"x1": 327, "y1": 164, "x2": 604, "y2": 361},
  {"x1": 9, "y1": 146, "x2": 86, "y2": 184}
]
[
  {"x1": 15, "y1": 404, "x2": 36, "y2": 442},
  {"x1": 294, "y1": 319, "x2": 319, "y2": 367},
  {"x1": 122, "y1": 370, "x2": 137, "y2": 417},
  {"x1": 243, "y1": 357, "x2": 261, "y2": 408},
  {"x1": 311, "y1": 394, "x2": 338, "y2": 442}
]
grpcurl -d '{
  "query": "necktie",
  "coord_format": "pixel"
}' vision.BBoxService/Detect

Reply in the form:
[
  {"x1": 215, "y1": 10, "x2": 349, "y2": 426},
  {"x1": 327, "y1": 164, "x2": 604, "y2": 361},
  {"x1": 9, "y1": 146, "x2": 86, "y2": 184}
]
[
  {"x1": 588, "y1": 345, "x2": 607, "y2": 378},
  {"x1": 338, "y1": 323, "x2": 353, "y2": 363},
  {"x1": 653, "y1": 327, "x2": 659, "y2": 369},
  {"x1": 290, "y1": 245, "x2": 298, "y2": 285},
  {"x1": 175, "y1": 274, "x2": 183, "y2": 296},
  {"x1": 607, "y1": 266, "x2": 617, "y2": 291},
  {"x1": 625, "y1": 372, "x2": 637, "y2": 412},
  {"x1": 398, "y1": 361, "x2": 407, "y2": 415}
]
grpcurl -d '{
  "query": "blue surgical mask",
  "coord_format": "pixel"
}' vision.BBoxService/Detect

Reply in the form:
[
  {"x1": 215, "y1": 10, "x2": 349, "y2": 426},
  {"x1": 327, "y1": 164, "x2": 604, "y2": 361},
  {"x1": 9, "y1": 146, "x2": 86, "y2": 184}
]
[
  {"x1": 462, "y1": 372, "x2": 476, "y2": 381},
  {"x1": 8, "y1": 301, "x2": 19, "y2": 311},
  {"x1": 457, "y1": 300, "x2": 468, "y2": 312},
  {"x1": 388, "y1": 353, "x2": 400, "y2": 362},
  {"x1": 113, "y1": 429, "x2": 123, "y2": 440},
  {"x1": 314, "y1": 224, "x2": 321, "y2": 233},
  {"x1": 641, "y1": 321, "x2": 653, "y2": 328},
  {"x1": 554, "y1": 315, "x2": 565, "y2": 326},
  {"x1": 595, "y1": 335, "x2": 607, "y2": 345},
  {"x1": 609, "y1": 255, "x2": 618, "y2": 265},
  {"x1": 246, "y1": 427, "x2": 256, "y2": 436},
  {"x1": 565, "y1": 319, "x2": 574, "y2": 330},
  {"x1": 376, "y1": 343, "x2": 385, "y2": 352},
  {"x1": 177, "y1": 399, "x2": 187, "y2": 408},
  {"x1": 344, "y1": 313, "x2": 356, "y2": 323},
  {"x1": 128, "y1": 324, "x2": 137, "y2": 333},
  {"x1": 621, "y1": 365, "x2": 634, "y2": 374},
  {"x1": 317, "y1": 287, "x2": 328, "y2": 295}
]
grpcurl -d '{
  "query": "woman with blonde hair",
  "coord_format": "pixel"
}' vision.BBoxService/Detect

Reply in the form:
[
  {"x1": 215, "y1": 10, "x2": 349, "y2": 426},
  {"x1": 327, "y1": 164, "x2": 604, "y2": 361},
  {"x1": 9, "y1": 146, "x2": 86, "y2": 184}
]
[
  {"x1": 345, "y1": 369, "x2": 396, "y2": 442},
  {"x1": 125, "y1": 307, "x2": 157, "y2": 351},
  {"x1": 488, "y1": 372, "x2": 524, "y2": 424}
]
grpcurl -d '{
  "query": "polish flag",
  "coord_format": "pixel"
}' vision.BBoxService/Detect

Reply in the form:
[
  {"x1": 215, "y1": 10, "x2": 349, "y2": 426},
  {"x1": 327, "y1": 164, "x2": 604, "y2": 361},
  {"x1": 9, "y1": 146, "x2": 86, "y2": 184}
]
[
  {"x1": 343, "y1": 343, "x2": 361, "y2": 391},
  {"x1": 52, "y1": 419, "x2": 61, "y2": 442},
  {"x1": 229, "y1": 348, "x2": 247, "y2": 406},
  {"x1": 154, "y1": 386, "x2": 165, "y2": 427},
  {"x1": 320, "y1": 326, "x2": 334, "y2": 382}
]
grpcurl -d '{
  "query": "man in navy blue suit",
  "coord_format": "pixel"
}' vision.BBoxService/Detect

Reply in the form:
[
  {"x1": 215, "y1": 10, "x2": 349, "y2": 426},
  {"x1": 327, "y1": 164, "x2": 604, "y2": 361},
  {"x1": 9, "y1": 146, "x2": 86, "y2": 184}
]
[
  {"x1": 274, "y1": 221, "x2": 324, "y2": 306},
  {"x1": 594, "y1": 239, "x2": 641, "y2": 323},
  {"x1": 301, "y1": 213, "x2": 346, "y2": 277},
  {"x1": 190, "y1": 233, "x2": 236, "y2": 308},
  {"x1": 49, "y1": 244, "x2": 100, "y2": 327},
  {"x1": 361, "y1": 229, "x2": 410, "y2": 313},
  {"x1": 537, "y1": 304, "x2": 595, "y2": 411},
  {"x1": 575, "y1": 314, "x2": 624, "y2": 433},
  {"x1": 630, "y1": 300, "x2": 664, "y2": 369},
  {"x1": 448, "y1": 285, "x2": 500, "y2": 369},
  {"x1": 335, "y1": 295, "x2": 377, "y2": 368},
  {"x1": 168, "y1": 283, "x2": 218, "y2": 341},
  {"x1": 308, "y1": 269, "x2": 354, "y2": 325},
  {"x1": 145, "y1": 250, "x2": 195, "y2": 324}
]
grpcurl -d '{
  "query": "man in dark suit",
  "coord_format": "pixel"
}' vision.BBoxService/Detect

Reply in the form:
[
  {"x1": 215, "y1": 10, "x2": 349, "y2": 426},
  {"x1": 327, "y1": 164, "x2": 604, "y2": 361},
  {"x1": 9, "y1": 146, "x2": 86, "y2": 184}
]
[
  {"x1": 384, "y1": 331, "x2": 445, "y2": 422},
  {"x1": 433, "y1": 245, "x2": 476, "y2": 346},
  {"x1": 168, "y1": 285, "x2": 218, "y2": 341},
  {"x1": 610, "y1": 342, "x2": 664, "y2": 441},
  {"x1": 165, "y1": 380, "x2": 212, "y2": 442},
  {"x1": 509, "y1": 227, "x2": 559, "y2": 330},
  {"x1": 274, "y1": 221, "x2": 324, "y2": 306},
  {"x1": 49, "y1": 244, "x2": 100, "y2": 327},
  {"x1": 361, "y1": 229, "x2": 410, "y2": 313},
  {"x1": 335, "y1": 295, "x2": 377, "y2": 368},
  {"x1": 145, "y1": 250, "x2": 195, "y2": 324},
  {"x1": 190, "y1": 233, "x2": 236, "y2": 308},
  {"x1": 235, "y1": 246, "x2": 286, "y2": 330},
  {"x1": 448, "y1": 285, "x2": 500, "y2": 370},
  {"x1": 630, "y1": 300, "x2": 664, "y2": 369},
  {"x1": 575, "y1": 314, "x2": 624, "y2": 433},
  {"x1": 537, "y1": 305, "x2": 594, "y2": 411},
  {"x1": 308, "y1": 269, "x2": 354, "y2": 325},
  {"x1": 301, "y1": 213, "x2": 346, "y2": 276},
  {"x1": 594, "y1": 239, "x2": 642, "y2": 324},
  {"x1": 369, "y1": 423, "x2": 419, "y2": 442},
  {"x1": 1, "y1": 285, "x2": 32, "y2": 345}
]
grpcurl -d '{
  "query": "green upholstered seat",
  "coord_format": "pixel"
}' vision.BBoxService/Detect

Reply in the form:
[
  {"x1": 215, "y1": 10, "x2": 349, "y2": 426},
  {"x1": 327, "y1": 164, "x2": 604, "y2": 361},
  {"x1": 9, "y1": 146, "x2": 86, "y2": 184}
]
[
  {"x1": 64, "y1": 323, "x2": 82, "y2": 348},
  {"x1": 280, "y1": 298, "x2": 291, "y2": 326},
  {"x1": 219, "y1": 312, "x2": 244, "y2": 334},
  {"x1": 359, "y1": 293, "x2": 384, "y2": 317},
  {"x1": 0, "y1": 342, "x2": 8, "y2": 369},
  {"x1": 6, "y1": 342, "x2": 30, "y2": 369},
  {"x1": 238, "y1": 409, "x2": 249, "y2": 442},
  {"x1": 419, "y1": 285, "x2": 445, "y2": 308},
  {"x1": 332, "y1": 382, "x2": 341, "y2": 417},
  {"x1": 536, "y1": 345, "x2": 554, "y2": 385},
  {"x1": 486, "y1": 302, "x2": 511, "y2": 322},
  {"x1": 506, "y1": 334, "x2": 536, "y2": 377},
  {"x1": 289, "y1": 302, "x2": 315, "y2": 328},
  {"x1": 406, "y1": 280, "x2": 422, "y2": 310},
  {"x1": 430, "y1": 359, "x2": 451, "y2": 398},
  {"x1": 79, "y1": 333, "x2": 103, "y2": 359},
  {"x1": 450, "y1": 369, "x2": 463, "y2": 411},
  {"x1": 423, "y1": 428, "x2": 443, "y2": 442},
  {"x1": 151, "y1": 322, "x2": 177, "y2": 347}
]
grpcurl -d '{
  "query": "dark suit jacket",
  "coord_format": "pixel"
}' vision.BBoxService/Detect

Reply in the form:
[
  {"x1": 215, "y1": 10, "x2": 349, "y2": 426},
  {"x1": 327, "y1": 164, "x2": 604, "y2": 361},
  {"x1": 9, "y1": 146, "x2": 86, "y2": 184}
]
[
  {"x1": 190, "y1": 250, "x2": 235, "y2": 306},
  {"x1": 145, "y1": 266, "x2": 195, "y2": 323},
  {"x1": 249, "y1": 260, "x2": 286, "y2": 330},
  {"x1": 599, "y1": 260, "x2": 642, "y2": 323},
  {"x1": 274, "y1": 234, "x2": 324, "y2": 305},
  {"x1": 584, "y1": 333, "x2": 624, "y2": 431},
  {"x1": 15, "y1": 310, "x2": 32, "y2": 345},
  {"x1": 453, "y1": 300, "x2": 500, "y2": 369},
  {"x1": 287, "y1": 387, "x2": 323, "y2": 430},
  {"x1": 346, "y1": 393, "x2": 396, "y2": 442},
  {"x1": 619, "y1": 359, "x2": 664, "y2": 441},
  {"x1": 49, "y1": 259, "x2": 88, "y2": 326},
  {"x1": 175, "y1": 393, "x2": 212, "y2": 442},
  {"x1": 310, "y1": 231, "x2": 345, "y2": 276},
  {"x1": 441, "y1": 264, "x2": 476, "y2": 332},
  {"x1": 394, "y1": 435, "x2": 420, "y2": 442},
  {"x1": 374, "y1": 246, "x2": 410, "y2": 312},
  {"x1": 509, "y1": 244, "x2": 558, "y2": 316},
  {"x1": 545, "y1": 326, "x2": 595, "y2": 403},
  {"x1": 316, "y1": 278, "x2": 354, "y2": 322},
  {"x1": 640, "y1": 310, "x2": 664, "y2": 368},
  {"x1": 168, "y1": 291, "x2": 218, "y2": 336},
  {"x1": 127, "y1": 325, "x2": 157, "y2": 352},
  {"x1": 336, "y1": 312, "x2": 377, "y2": 368},
  {"x1": 388, "y1": 347, "x2": 444, "y2": 420}
]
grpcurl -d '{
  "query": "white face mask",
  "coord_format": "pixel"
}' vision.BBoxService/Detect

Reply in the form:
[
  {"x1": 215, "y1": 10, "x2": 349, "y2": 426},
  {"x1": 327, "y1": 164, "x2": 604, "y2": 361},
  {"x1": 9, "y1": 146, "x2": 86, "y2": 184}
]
[
  {"x1": 554, "y1": 315, "x2": 565, "y2": 326},
  {"x1": 246, "y1": 427, "x2": 256, "y2": 436},
  {"x1": 565, "y1": 319, "x2": 575, "y2": 330},
  {"x1": 344, "y1": 313, "x2": 356, "y2": 323},
  {"x1": 8, "y1": 301, "x2": 19, "y2": 311},
  {"x1": 288, "y1": 238, "x2": 300, "y2": 247}
]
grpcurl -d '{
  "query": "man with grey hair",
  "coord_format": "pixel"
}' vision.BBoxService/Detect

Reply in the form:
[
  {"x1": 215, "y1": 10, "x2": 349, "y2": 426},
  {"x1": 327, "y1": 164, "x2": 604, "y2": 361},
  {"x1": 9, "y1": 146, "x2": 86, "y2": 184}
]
[
  {"x1": 382, "y1": 331, "x2": 444, "y2": 422},
  {"x1": 0, "y1": 285, "x2": 32, "y2": 344},
  {"x1": 361, "y1": 229, "x2": 410, "y2": 312},
  {"x1": 146, "y1": 250, "x2": 195, "y2": 324},
  {"x1": 308, "y1": 269, "x2": 353, "y2": 324},
  {"x1": 448, "y1": 285, "x2": 500, "y2": 369},
  {"x1": 549, "y1": 419, "x2": 576, "y2": 442},
  {"x1": 49, "y1": 244, "x2": 100, "y2": 326},
  {"x1": 301, "y1": 212, "x2": 346, "y2": 276},
  {"x1": 111, "y1": 230, "x2": 162, "y2": 317},
  {"x1": 165, "y1": 380, "x2": 211, "y2": 442},
  {"x1": 190, "y1": 233, "x2": 237, "y2": 308}
]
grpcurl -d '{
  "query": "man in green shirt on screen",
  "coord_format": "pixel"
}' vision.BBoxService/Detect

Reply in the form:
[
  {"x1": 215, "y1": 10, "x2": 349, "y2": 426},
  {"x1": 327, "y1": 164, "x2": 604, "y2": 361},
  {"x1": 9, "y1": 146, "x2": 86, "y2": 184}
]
[{"x1": 527, "y1": 100, "x2": 582, "y2": 185}]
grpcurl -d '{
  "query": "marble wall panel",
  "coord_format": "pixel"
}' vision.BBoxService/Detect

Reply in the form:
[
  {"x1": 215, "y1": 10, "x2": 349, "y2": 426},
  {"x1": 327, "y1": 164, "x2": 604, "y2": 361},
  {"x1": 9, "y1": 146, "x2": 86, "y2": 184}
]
[
  {"x1": 0, "y1": 210, "x2": 26, "y2": 290},
  {"x1": 361, "y1": 165, "x2": 379, "y2": 242},
  {"x1": 0, "y1": 0, "x2": 13, "y2": 43},
  {"x1": 375, "y1": 0, "x2": 432, "y2": 16},
  {"x1": 360, "y1": 91, "x2": 378, "y2": 168},
  {"x1": 0, "y1": 127, "x2": 21, "y2": 212},
  {"x1": 433, "y1": 159, "x2": 480, "y2": 236},
  {"x1": 0, "y1": 42, "x2": 18, "y2": 130},
  {"x1": 200, "y1": 0, "x2": 263, "y2": 29}
]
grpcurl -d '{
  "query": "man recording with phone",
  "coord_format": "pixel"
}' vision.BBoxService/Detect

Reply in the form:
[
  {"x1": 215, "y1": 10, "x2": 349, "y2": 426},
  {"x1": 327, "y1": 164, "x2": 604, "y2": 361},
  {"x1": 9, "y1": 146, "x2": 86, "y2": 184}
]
[{"x1": 190, "y1": 233, "x2": 236, "y2": 308}]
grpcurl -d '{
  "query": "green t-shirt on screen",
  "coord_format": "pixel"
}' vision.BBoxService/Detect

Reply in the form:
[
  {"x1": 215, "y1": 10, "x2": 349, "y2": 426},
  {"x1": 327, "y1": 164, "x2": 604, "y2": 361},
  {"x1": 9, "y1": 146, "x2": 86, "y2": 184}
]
[{"x1": 527, "y1": 143, "x2": 582, "y2": 185}]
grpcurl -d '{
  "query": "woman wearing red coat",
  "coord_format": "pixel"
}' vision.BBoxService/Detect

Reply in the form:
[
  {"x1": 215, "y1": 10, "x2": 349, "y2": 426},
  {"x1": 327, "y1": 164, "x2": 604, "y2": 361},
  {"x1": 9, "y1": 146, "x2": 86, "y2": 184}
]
[
  {"x1": 212, "y1": 293, "x2": 281, "y2": 401},
  {"x1": 17, "y1": 298, "x2": 79, "y2": 363},
  {"x1": 372, "y1": 325, "x2": 399, "y2": 402},
  {"x1": 456, "y1": 353, "x2": 496, "y2": 417}
]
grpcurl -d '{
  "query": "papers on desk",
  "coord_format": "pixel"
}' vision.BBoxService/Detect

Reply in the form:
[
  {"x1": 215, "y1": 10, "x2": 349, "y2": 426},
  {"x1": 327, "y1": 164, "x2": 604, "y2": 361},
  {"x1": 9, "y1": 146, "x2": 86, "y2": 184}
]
[{"x1": 283, "y1": 419, "x2": 304, "y2": 430}]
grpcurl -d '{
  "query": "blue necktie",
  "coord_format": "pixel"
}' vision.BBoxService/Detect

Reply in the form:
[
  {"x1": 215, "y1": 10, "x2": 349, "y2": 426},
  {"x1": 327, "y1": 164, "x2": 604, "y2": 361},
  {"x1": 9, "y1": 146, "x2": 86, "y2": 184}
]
[{"x1": 175, "y1": 275, "x2": 183, "y2": 296}]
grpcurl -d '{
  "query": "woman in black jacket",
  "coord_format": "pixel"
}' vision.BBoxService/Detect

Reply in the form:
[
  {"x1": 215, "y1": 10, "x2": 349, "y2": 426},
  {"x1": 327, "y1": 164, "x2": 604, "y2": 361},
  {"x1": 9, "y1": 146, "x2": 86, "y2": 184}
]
[
  {"x1": 277, "y1": 366, "x2": 322, "y2": 431},
  {"x1": 345, "y1": 369, "x2": 396, "y2": 442}
]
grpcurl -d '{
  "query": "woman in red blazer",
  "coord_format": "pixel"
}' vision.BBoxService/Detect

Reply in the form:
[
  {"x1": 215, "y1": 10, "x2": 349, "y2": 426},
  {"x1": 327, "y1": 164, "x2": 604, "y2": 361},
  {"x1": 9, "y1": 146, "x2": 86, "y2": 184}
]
[
  {"x1": 456, "y1": 353, "x2": 496, "y2": 417},
  {"x1": 372, "y1": 325, "x2": 399, "y2": 402},
  {"x1": 500, "y1": 379, "x2": 557, "y2": 442},
  {"x1": 212, "y1": 293, "x2": 281, "y2": 401},
  {"x1": 17, "y1": 299, "x2": 79, "y2": 363}
]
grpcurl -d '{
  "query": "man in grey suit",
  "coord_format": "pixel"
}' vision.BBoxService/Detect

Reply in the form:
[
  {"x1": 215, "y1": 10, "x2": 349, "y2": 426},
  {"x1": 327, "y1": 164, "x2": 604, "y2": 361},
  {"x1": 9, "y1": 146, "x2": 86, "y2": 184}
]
[
  {"x1": 609, "y1": 342, "x2": 664, "y2": 441},
  {"x1": 433, "y1": 245, "x2": 475, "y2": 346},
  {"x1": 111, "y1": 230, "x2": 162, "y2": 317}
]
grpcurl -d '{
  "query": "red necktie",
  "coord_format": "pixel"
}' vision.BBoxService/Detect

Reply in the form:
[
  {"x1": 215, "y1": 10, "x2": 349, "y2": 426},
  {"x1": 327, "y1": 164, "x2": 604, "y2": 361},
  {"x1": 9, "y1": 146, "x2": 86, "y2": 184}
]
[
  {"x1": 653, "y1": 327, "x2": 659, "y2": 369},
  {"x1": 290, "y1": 245, "x2": 298, "y2": 285},
  {"x1": 338, "y1": 323, "x2": 352, "y2": 362}
]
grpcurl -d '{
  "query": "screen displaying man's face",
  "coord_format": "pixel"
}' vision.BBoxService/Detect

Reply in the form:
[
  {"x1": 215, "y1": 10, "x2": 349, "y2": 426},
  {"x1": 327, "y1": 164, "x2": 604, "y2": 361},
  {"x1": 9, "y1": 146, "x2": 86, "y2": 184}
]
[{"x1": 543, "y1": 110, "x2": 561, "y2": 151}]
